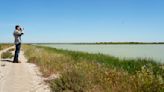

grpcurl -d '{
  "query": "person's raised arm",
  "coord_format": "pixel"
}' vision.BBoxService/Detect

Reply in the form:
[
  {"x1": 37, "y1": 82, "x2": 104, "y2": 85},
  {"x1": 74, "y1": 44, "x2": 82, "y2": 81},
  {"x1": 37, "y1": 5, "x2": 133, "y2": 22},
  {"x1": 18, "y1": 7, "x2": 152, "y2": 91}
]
[{"x1": 14, "y1": 30, "x2": 24, "y2": 36}]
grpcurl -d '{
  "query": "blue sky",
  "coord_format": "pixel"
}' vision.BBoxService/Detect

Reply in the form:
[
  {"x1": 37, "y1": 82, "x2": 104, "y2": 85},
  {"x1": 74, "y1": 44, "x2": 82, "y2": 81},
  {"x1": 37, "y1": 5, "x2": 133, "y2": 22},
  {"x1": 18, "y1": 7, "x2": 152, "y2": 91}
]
[{"x1": 0, "y1": 0, "x2": 164, "y2": 43}]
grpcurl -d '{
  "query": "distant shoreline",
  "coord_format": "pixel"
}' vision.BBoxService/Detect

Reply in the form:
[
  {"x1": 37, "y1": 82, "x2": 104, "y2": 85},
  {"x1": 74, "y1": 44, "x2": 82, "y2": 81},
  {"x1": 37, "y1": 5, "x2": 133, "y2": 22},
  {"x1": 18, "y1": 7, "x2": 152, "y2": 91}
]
[
  {"x1": 1, "y1": 42, "x2": 164, "y2": 45},
  {"x1": 32, "y1": 42, "x2": 164, "y2": 45}
]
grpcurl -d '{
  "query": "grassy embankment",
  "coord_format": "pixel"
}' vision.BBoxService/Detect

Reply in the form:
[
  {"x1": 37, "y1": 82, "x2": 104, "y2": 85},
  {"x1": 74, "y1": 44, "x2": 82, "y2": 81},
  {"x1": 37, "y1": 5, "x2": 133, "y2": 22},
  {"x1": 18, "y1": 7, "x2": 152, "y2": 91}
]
[
  {"x1": 23, "y1": 45, "x2": 164, "y2": 92},
  {"x1": 1, "y1": 51, "x2": 13, "y2": 59},
  {"x1": 0, "y1": 44, "x2": 14, "y2": 59},
  {"x1": 0, "y1": 44, "x2": 13, "y2": 50}
]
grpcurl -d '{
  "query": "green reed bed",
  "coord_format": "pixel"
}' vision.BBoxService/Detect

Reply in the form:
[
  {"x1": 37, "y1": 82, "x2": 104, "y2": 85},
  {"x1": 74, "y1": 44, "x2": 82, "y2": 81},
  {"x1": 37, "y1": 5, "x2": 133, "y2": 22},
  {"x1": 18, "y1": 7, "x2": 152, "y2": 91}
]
[{"x1": 23, "y1": 45, "x2": 164, "y2": 92}]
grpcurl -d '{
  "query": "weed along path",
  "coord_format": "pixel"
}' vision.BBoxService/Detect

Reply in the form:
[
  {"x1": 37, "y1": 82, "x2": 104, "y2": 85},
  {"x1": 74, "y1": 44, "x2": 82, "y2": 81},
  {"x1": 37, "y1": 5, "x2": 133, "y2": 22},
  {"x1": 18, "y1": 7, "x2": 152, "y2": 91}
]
[{"x1": 0, "y1": 46, "x2": 50, "y2": 92}]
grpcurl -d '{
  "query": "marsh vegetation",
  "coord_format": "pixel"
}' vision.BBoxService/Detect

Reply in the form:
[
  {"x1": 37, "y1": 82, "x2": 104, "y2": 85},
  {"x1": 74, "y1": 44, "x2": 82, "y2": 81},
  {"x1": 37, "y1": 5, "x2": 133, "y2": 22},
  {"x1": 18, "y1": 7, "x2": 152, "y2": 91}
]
[{"x1": 23, "y1": 45, "x2": 164, "y2": 92}]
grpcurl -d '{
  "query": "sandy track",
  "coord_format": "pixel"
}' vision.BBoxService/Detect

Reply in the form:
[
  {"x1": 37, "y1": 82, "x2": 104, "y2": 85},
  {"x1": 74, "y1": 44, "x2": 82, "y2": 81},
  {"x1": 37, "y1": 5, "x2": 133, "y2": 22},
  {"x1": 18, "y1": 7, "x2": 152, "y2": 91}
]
[{"x1": 0, "y1": 46, "x2": 50, "y2": 92}]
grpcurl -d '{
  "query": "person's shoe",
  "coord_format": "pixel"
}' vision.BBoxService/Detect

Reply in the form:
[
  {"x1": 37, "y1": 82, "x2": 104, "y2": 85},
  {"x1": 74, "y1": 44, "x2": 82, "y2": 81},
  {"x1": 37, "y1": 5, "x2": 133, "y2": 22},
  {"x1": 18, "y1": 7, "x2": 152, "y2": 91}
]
[
  {"x1": 13, "y1": 60, "x2": 21, "y2": 63},
  {"x1": 13, "y1": 61, "x2": 18, "y2": 63},
  {"x1": 17, "y1": 61, "x2": 21, "y2": 63}
]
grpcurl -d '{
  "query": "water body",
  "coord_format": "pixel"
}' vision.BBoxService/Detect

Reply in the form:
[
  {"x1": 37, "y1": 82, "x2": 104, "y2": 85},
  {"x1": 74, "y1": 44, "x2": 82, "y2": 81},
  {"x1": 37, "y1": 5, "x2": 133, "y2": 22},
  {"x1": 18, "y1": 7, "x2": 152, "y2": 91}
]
[{"x1": 39, "y1": 44, "x2": 164, "y2": 63}]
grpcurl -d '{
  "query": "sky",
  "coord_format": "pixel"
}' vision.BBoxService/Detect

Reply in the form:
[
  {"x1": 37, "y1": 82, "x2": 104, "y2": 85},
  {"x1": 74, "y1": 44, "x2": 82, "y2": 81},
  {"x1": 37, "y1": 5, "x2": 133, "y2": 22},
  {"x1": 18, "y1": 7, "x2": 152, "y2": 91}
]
[{"x1": 0, "y1": 0, "x2": 164, "y2": 43}]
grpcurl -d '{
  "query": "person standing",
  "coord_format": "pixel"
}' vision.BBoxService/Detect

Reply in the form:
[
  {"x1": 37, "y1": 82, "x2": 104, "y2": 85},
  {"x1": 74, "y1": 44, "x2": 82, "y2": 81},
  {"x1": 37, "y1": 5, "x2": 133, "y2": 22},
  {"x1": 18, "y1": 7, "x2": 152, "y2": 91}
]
[{"x1": 13, "y1": 25, "x2": 24, "y2": 63}]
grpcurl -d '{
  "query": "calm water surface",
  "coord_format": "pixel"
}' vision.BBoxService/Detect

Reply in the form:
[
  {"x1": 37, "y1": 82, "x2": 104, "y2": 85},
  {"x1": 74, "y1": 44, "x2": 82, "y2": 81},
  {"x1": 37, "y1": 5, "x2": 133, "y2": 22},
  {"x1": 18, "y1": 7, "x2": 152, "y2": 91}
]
[{"x1": 39, "y1": 44, "x2": 164, "y2": 63}]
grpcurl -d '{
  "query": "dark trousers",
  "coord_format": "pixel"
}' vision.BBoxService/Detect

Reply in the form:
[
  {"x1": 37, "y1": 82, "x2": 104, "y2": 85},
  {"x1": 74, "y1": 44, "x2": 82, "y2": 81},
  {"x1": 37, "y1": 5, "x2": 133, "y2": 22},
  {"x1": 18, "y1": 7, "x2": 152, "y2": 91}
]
[{"x1": 13, "y1": 43, "x2": 21, "y2": 62}]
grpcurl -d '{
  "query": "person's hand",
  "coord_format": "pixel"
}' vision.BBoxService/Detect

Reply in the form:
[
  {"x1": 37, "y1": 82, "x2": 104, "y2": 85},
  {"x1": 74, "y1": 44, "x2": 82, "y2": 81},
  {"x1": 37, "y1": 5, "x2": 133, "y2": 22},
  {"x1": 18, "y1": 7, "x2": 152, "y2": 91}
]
[{"x1": 20, "y1": 27, "x2": 24, "y2": 31}]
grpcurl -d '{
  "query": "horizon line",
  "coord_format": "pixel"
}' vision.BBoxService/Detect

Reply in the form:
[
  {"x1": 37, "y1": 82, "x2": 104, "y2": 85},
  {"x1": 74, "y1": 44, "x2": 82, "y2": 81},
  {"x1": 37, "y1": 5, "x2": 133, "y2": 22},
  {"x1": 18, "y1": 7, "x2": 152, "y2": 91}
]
[{"x1": 1, "y1": 41, "x2": 164, "y2": 44}]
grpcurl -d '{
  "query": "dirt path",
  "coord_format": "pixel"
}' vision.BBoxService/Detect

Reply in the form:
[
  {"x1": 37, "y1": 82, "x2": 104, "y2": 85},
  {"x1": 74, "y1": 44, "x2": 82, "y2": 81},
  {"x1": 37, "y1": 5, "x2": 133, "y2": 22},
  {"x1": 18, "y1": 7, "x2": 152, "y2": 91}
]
[{"x1": 0, "y1": 46, "x2": 50, "y2": 92}]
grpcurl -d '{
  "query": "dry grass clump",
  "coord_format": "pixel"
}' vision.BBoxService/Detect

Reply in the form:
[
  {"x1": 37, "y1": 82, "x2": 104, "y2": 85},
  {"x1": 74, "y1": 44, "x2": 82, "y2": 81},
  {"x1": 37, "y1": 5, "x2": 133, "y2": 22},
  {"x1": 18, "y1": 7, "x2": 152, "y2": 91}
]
[
  {"x1": 1, "y1": 51, "x2": 13, "y2": 59},
  {"x1": 0, "y1": 44, "x2": 13, "y2": 50},
  {"x1": 23, "y1": 45, "x2": 73, "y2": 77},
  {"x1": 8, "y1": 48, "x2": 15, "y2": 52}
]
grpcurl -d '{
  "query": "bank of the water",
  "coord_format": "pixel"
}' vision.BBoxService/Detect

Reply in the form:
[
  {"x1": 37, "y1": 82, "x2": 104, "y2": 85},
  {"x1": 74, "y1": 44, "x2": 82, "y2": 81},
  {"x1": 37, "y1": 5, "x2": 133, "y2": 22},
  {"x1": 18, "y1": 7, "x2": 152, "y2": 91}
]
[
  {"x1": 23, "y1": 45, "x2": 164, "y2": 92},
  {"x1": 38, "y1": 44, "x2": 164, "y2": 63},
  {"x1": 37, "y1": 45, "x2": 164, "y2": 73}
]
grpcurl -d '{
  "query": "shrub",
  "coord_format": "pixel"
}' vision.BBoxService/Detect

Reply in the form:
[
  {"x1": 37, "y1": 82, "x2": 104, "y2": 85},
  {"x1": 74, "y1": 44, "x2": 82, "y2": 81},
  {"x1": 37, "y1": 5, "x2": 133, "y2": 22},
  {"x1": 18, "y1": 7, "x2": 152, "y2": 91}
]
[
  {"x1": 8, "y1": 48, "x2": 15, "y2": 52},
  {"x1": 50, "y1": 69, "x2": 88, "y2": 92},
  {"x1": 1, "y1": 51, "x2": 13, "y2": 59},
  {"x1": 0, "y1": 44, "x2": 13, "y2": 50},
  {"x1": 130, "y1": 66, "x2": 164, "y2": 92}
]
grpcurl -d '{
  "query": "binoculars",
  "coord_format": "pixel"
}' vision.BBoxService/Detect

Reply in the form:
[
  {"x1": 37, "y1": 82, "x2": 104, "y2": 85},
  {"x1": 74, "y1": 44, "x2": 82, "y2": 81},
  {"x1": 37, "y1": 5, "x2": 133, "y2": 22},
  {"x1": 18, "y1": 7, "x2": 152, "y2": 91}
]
[{"x1": 20, "y1": 28, "x2": 24, "y2": 31}]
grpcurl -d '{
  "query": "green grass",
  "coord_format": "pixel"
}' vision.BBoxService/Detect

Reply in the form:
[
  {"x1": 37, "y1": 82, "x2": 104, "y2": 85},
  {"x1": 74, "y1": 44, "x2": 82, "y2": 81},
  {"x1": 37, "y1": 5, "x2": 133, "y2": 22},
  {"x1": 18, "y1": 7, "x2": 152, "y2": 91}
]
[
  {"x1": 23, "y1": 45, "x2": 164, "y2": 92},
  {"x1": 0, "y1": 44, "x2": 13, "y2": 50},
  {"x1": 1, "y1": 51, "x2": 13, "y2": 59},
  {"x1": 0, "y1": 45, "x2": 1, "y2": 50},
  {"x1": 0, "y1": 44, "x2": 14, "y2": 59}
]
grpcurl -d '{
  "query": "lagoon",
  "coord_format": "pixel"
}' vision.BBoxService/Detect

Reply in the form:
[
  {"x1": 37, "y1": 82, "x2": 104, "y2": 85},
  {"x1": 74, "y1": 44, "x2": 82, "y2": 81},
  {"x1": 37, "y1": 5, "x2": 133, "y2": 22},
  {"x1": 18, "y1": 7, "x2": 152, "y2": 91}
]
[{"x1": 39, "y1": 44, "x2": 164, "y2": 63}]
